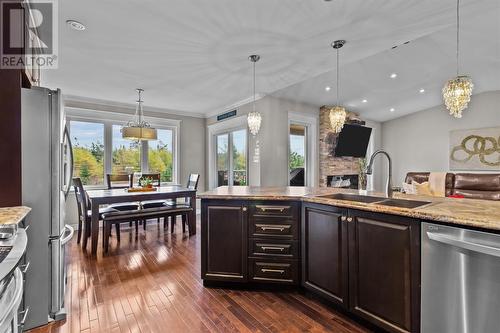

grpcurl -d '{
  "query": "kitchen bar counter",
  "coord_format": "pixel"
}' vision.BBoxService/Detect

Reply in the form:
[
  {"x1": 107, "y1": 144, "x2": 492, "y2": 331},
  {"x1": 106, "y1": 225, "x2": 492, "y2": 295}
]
[
  {"x1": 0, "y1": 206, "x2": 31, "y2": 225},
  {"x1": 199, "y1": 186, "x2": 500, "y2": 231}
]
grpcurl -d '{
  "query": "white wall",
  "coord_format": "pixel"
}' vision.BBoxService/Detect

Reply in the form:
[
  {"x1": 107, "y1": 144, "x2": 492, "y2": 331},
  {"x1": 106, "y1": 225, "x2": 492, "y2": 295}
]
[
  {"x1": 381, "y1": 90, "x2": 500, "y2": 185},
  {"x1": 207, "y1": 96, "x2": 319, "y2": 187}
]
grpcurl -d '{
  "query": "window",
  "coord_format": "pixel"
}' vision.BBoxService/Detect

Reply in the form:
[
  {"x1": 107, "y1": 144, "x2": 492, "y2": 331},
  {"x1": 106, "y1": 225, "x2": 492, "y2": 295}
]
[
  {"x1": 67, "y1": 111, "x2": 179, "y2": 188},
  {"x1": 70, "y1": 121, "x2": 105, "y2": 185},
  {"x1": 289, "y1": 124, "x2": 306, "y2": 186},
  {"x1": 148, "y1": 129, "x2": 174, "y2": 182},
  {"x1": 112, "y1": 125, "x2": 141, "y2": 174},
  {"x1": 215, "y1": 129, "x2": 247, "y2": 186}
]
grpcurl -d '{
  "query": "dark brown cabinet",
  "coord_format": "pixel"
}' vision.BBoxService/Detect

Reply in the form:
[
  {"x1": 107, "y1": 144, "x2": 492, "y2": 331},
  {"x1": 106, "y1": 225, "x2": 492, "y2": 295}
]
[
  {"x1": 301, "y1": 203, "x2": 349, "y2": 306},
  {"x1": 201, "y1": 200, "x2": 248, "y2": 282},
  {"x1": 201, "y1": 199, "x2": 421, "y2": 333},
  {"x1": 348, "y1": 209, "x2": 420, "y2": 333}
]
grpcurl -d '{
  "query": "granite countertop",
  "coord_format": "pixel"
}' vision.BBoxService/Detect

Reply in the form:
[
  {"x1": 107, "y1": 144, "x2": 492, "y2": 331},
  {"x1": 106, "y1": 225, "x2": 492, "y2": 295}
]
[
  {"x1": 199, "y1": 186, "x2": 500, "y2": 232},
  {"x1": 0, "y1": 206, "x2": 31, "y2": 225}
]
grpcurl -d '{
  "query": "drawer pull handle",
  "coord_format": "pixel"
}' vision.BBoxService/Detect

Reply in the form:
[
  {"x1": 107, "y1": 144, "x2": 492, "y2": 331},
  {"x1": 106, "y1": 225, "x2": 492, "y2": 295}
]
[
  {"x1": 257, "y1": 206, "x2": 288, "y2": 213},
  {"x1": 261, "y1": 246, "x2": 285, "y2": 252},
  {"x1": 261, "y1": 226, "x2": 285, "y2": 232},
  {"x1": 261, "y1": 268, "x2": 285, "y2": 274}
]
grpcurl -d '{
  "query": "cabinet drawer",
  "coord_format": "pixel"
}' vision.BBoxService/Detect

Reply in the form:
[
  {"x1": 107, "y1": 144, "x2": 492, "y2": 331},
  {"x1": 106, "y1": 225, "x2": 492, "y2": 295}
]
[
  {"x1": 250, "y1": 202, "x2": 298, "y2": 219},
  {"x1": 249, "y1": 258, "x2": 299, "y2": 284},
  {"x1": 250, "y1": 220, "x2": 297, "y2": 239},
  {"x1": 249, "y1": 238, "x2": 299, "y2": 258}
]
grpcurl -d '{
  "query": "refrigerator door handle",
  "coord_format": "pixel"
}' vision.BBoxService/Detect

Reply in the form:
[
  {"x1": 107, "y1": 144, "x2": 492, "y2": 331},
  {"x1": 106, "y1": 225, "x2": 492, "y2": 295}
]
[
  {"x1": 62, "y1": 125, "x2": 74, "y2": 198},
  {"x1": 61, "y1": 225, "x2": 74, "y2": 245}
]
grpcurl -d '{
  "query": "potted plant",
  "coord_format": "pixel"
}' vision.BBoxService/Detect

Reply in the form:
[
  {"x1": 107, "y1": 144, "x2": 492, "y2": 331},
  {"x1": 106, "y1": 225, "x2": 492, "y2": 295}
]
[{"x1": 139, "y1": 177, "x2": 154, "y2": 188}]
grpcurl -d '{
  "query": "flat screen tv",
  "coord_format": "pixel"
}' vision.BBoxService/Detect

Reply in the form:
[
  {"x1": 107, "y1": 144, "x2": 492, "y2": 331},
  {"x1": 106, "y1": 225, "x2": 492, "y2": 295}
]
[{"x1": 334, "y1": 124, "x2": 372, "y2": 157}]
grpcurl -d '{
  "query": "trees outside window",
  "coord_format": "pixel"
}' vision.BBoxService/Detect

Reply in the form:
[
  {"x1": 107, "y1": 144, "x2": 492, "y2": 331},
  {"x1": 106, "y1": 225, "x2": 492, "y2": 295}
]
[{"x1": 70, "y1": 121, "x2": 104, "y2": 185}]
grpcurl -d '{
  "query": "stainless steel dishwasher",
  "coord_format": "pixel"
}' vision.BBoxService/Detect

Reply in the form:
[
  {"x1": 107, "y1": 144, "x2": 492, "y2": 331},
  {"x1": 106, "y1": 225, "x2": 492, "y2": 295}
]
[{"x1": 422, "y1": 222, "x2": 500, "y2": 333}]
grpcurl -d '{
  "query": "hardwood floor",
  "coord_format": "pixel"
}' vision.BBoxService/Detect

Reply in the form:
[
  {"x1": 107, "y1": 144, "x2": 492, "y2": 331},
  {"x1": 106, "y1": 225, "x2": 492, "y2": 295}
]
[{"x1": 28, "y1": 216, "x2": 371, "y2": 333}]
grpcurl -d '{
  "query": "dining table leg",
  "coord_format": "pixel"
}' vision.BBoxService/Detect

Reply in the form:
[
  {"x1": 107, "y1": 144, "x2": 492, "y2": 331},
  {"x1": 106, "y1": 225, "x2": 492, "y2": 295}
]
[
  {"x1": 189, "y1": 193, "x2": 196, "y2": 235},
  {"x1": 91, "y1": 201, "x2": 99, "y2": 256}
]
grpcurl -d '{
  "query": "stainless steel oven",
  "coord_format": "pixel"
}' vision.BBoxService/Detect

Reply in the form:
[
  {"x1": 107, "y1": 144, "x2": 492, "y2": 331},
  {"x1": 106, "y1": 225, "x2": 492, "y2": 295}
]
[{"x1": 422, "y1": 222, "x2": 500, "y2": 333}]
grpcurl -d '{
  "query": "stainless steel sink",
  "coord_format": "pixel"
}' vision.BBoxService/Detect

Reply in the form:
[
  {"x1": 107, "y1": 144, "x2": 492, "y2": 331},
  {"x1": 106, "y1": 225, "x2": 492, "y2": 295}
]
[
  {"x1": 319, "y1": 193, "x2": 385, "y2": 204},
  {"x1": 377, "y1": 198, "x2": 431, "y2": 209}
]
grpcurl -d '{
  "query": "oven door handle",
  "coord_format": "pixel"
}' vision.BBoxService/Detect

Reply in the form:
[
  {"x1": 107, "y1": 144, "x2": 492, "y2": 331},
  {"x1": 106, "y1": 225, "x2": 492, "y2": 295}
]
[{"x1": 427, "y1": 231, "x2": 500, "y2": 258}]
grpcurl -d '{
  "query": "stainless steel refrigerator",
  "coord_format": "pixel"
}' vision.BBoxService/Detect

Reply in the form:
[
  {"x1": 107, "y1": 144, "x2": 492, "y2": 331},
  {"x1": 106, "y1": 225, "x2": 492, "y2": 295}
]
[{"x1": 21, "y1": 87, "x2": 74, "y2": 330}]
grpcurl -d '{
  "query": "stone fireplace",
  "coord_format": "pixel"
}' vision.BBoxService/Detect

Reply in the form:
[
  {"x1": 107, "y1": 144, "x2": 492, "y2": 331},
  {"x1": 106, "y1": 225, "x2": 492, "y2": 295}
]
[{"x1": 319, "y1": 106, "x2": 365, "y2": 187}]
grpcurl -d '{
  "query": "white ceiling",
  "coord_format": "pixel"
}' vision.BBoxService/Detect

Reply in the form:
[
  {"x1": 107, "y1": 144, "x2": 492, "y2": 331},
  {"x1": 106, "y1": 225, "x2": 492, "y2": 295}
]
[{"x1": 42, "y1": 0, "x2": 500, "y2": 121}]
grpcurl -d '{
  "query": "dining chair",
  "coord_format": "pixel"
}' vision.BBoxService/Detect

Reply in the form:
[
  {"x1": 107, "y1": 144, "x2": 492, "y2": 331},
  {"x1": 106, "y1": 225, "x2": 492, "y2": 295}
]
[
  {"x1": 73, "y1": 178, "x2": 119, "y2": 249},
  {"x1": 167, "y1": 173, "x2": 200, "y2": 233},
  {"x1": 106, "y1": 174, "x2": 140, "y2": 210}
]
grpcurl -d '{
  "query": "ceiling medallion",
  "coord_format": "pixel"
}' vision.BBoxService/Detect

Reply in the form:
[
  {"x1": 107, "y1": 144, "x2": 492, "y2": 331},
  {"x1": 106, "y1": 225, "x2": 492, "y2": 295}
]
[
  {"x1": 122, "y1": 89, "x2": 158, "y2": 141},
  {"x1": 330, "y1": 40, "x2": 347, "y2": 133},
  {"x1": 442, "y1": 0, "x2": 473, "y2": 118},
  {"x1": 247, "y1": 55, "x2": 262, "y2": 136}
]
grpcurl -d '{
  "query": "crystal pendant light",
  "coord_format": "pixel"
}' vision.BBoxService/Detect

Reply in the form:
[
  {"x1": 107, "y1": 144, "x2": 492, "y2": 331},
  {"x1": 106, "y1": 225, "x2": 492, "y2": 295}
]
[
  {"x1": 442, "y1": 0, "x2": 473, "y2": 118},
  {"x1": 247, "y1": 55, "x2": 262, "y2": 136},
  {"x1": 122, "y1": 89, "x2": 157, "y2": 141},
  {"x1": 329, "y1": 40, "x2": 347, "y2": 133}
]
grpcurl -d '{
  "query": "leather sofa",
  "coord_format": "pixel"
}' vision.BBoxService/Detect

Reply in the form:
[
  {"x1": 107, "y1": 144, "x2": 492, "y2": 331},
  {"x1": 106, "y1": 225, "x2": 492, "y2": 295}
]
[{"x1": 405, "y1": 172, "x2": 500, "y2": 201}]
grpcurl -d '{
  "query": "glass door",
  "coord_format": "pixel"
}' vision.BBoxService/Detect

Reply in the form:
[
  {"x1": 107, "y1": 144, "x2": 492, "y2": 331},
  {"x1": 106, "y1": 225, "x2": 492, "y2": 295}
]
[
  {"x1": 289, "y1": 123, "x2": 307, "y2": 186},
  {"x1": 215, "y1": 129, "x2": 247, "y2": 186}
]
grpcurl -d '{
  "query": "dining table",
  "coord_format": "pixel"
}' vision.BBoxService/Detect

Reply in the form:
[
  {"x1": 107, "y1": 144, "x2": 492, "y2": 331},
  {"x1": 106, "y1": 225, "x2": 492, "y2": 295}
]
[{"x1": 86, "y1": 186, "x2": 197, "y2": 256}]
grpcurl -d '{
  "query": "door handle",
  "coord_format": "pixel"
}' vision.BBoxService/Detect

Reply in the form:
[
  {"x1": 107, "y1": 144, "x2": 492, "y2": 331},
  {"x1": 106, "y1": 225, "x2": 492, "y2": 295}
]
[
  {"x1": 427, "y1": 231, "x2": 500, "y2": 258},
  {"x1": 18, "y1": 306, "x2": 30, "y2": 328},
  {"x1": 61, "y1": 225, "x2": 74, "y2": 245},
  {"x1": 19, "y1": 261, "x2": 30, "y2": 274}
]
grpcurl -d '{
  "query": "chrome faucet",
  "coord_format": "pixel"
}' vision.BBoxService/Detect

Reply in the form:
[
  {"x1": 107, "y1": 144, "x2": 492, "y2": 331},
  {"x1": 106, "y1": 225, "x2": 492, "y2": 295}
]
[{"x1": 366, "y1": 149, "x2": 393, "y2": 198}]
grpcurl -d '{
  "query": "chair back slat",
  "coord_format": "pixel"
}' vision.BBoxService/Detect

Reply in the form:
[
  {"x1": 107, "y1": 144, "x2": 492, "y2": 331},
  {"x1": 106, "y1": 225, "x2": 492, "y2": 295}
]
[
  {"x1": 106, "y1": 174, "x2": 133, "y2": 189},
  {"x1": 135, "y1": 173, "x2": 161, "y2": 187},
  {"x1": 73, "y1": 177, "x2": 89, "y2": 223},
  {"x1": 187, "y1": 174, "x2": 200, "y2": 190}
]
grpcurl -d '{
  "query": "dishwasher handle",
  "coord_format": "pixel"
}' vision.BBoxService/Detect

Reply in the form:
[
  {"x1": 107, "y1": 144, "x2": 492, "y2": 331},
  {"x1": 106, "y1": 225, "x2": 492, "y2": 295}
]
[{"x1": 427, "y1": 231, "x2": 500, "y2": 258}]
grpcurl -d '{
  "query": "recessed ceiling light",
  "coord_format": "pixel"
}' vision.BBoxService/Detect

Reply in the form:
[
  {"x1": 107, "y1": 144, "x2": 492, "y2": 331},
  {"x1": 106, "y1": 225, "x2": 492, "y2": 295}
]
[
  {"x1": 390, "y1": 108, "x2": 395, "y2": 112},
  {"x1": 390, "y1": 73, "x2": 397, "y2": 79},
  {"x1": 362, "y1": 99, "x2": 368, "y2": 103},
  {"x1": 419, "y1": 88, "x2": 425, "y2": 93},
  {"x1": 66, "y1": 20, "x2": 86, "y2": 31},
  {"x1": 325, "y1": 86, "x2": 331, "y2": 91}
]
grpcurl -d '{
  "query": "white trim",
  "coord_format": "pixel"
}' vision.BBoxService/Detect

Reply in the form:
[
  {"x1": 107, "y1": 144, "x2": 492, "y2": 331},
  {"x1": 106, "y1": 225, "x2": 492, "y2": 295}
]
[
  {"x1": 288, "y1": 112, "x2": 318, "y2": 187},
  {"x1": 207, "y1": 115, "x2": 248, "y2": 189},
  {"x1": 65, "y1": 94, "x2": 206, "y2": 118},
  {"x1": 205, "y1": 93, "x2": 266, "y2": 118},
  {"x1": 66, "y1": 107, "x2": 181, "y2": 128}
]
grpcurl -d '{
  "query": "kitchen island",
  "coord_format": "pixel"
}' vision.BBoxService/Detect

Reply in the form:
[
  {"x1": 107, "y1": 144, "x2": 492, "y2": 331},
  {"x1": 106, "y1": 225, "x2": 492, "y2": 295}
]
[{"x1": 199, "y1": 186, "x2": 500, "y2": 333}]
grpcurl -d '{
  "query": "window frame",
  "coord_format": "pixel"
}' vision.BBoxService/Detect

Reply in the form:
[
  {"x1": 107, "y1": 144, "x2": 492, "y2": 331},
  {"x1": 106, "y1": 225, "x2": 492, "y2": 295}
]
[
  {"x1": 67, "y1": 107, "x2": 180, "y2": 189},
  {"x1": 207, "y1": 115, "x2": 249, "y2": 189}
]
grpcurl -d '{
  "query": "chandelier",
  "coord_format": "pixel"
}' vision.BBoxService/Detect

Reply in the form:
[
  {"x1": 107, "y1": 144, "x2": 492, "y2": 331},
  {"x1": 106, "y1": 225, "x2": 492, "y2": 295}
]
[
  {"x1": 329, "y1": 40, "x2": 347, "y2": 133},
  {"x1": 247, "y1": 55, "x2": 262, "y2": 136},
  {"x1": 442, "y1": 0, "x2": 473, "y2": 118},
  {"x1": 122, "y1": 89, "x2": 157, "y2": 141}
]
